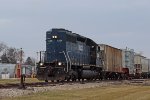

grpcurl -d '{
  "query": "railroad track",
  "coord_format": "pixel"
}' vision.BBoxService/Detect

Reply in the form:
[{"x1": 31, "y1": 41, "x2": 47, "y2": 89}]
[
  {"x1": 0, "y1": 82, "x2": 58, "y2": 89},
  {"x1": 0, "y1": 79, "x2": 123, "y2": 89},
  {"x1": 2, "y1": 79, "x2": 148, "y2": 89},
  {"x1": 129, "y1": 79, "x2": 147, "y2": 84}
]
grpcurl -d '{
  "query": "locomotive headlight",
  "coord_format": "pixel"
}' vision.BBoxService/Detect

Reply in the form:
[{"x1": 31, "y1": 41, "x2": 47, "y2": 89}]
[
  {"x1": 40, "y1": 63, "x2": 44, "y2": 66},
  {"x1": 58, "y1": 62, "x2": 62, "y2": 66}
]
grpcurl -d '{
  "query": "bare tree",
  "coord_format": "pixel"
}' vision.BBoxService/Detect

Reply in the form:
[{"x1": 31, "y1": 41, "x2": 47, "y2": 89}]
[
  {"x1": 0, "y1": 42, "x2": 8, "y2": 54},
  {"x1": 0, "y1": 42, "x2": 25, "y2": 64},
  {"x1": 1, "y1": 47, "x2": 24, "y2": 64},
  {"x1": 0, "y1": 42, "x2": 7, "y2": 52},
  {"x1": 0, "y1": 42, "x2": 8, "y2": 63}
]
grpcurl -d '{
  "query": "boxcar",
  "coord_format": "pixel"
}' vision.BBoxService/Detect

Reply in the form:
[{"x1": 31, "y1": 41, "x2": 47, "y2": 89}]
[
  {"x1": 122, "y1": 48, "x2": 135, "y2": 76},
  {"x1": 98, "y1": 44, "x2": 123, "y2": 79}
]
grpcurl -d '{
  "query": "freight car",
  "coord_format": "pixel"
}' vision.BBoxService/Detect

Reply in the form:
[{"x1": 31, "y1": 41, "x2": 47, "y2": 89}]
[
  {"x1": 122, "y1": 48, "x2": 135, "y2": 78},
  {"x1": 36, "y1": 28, "x2": 102, "y2": 82},
  {"x1": 134, "y1": 54, "x2": 150, "y2": 78},
  {"x1": 98, "y1": 44, "x2": 124, "y2": 79}
]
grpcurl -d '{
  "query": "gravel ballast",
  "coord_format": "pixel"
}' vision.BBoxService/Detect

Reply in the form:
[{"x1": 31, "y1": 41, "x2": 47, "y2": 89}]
[
  {"x1": 1, "y1": 79, "x2": 150, "y2": 99},
  {"x1": 0, "y1": 81, "x2": 119, "y2": 98}
]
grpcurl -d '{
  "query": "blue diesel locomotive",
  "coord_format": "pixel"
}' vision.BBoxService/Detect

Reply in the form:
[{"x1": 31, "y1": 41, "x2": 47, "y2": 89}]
[{"x1": 36, "y1": 28, "x2": 102, "y2": 82}]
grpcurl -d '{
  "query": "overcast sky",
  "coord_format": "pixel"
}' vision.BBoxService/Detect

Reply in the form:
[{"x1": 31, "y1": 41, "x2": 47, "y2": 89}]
[{"x1": 0, "y1": 0, "x2": 150, "y2": 59}]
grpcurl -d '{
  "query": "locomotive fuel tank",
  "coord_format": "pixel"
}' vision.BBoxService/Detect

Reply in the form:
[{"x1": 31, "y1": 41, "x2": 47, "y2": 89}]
[{"x1": 81, "y1": 70, "x2": 99, "y2": 79}]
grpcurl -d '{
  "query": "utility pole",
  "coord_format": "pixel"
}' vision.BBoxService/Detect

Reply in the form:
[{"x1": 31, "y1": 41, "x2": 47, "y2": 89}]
[
  {"x1": 19, "y1": 48, "x2": 26, "y2": 89},
  {"x1": 20, "y1": 48, "x2": 23, "y2": 75},
  {"x1": 36, "y1": 52, "x2": 39, "y2": 62},
  {"x1": 148, "y1": 59, "x2": 150, "y2": 72},
  {"x1": 40, "y1": 51, "x2": 42, "y2": 63}
]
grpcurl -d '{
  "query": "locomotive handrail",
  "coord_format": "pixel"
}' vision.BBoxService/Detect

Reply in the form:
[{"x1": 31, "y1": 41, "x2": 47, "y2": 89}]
[
  {"x1": 59, "y1": 51, "x2": 69, "y2": 72},
  {"x1": 66, "y1": 51, "x2": 71, "y2": 71}
]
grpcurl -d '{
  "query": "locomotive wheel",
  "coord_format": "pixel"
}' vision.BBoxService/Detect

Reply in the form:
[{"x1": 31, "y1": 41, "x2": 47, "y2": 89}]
[
  {"x1": 78, "y1": 78, "x2": 81, "y2": 81},
  {"x1": 67, "y1": 79, "x2": 70, "y2": 82},
  {"x1": 57, "y1": 80, "x2": 59, "y2": 82},
  {"x1": 87, "y1": 78, "x2": 92, "y2": 81},
  {"x1": 51, "y1": 80, "x2": 54, "y2": 82},
  {"x1": 66, "y1": 76, "x2": 71, "y2": 82},
  {"x1": 71, "y1": 74, "x2": 76, "y2": 81},
  {"x1": 45, "y1": 80, "x2": 48, "y2": 82}
]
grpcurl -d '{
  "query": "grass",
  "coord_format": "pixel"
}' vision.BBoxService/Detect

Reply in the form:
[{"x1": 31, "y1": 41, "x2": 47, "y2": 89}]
[{"x1": 2, "y1": 85, "x2": 150, "y2": 100}]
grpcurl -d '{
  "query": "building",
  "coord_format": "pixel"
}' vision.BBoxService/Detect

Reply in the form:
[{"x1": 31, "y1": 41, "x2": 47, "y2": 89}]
[
  {"x1": 0, "y1": 63, "x2": 36, "y2": 79},
  {"x1": 0, "y1": 63, "x2": 16, "y2": 79}
]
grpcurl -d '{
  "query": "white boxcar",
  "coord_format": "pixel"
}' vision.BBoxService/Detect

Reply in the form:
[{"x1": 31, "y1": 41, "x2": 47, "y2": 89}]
[
  {"x1": 122, "y1": 48, "x2": 135, "y2": 74},
  {"x1": 141, "y1": 58, "x2": 149, "y2": 73},
  {"x1": 134, "y1": 54, "x2": 150, "y2": 73}
]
